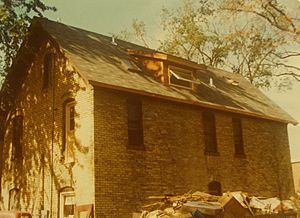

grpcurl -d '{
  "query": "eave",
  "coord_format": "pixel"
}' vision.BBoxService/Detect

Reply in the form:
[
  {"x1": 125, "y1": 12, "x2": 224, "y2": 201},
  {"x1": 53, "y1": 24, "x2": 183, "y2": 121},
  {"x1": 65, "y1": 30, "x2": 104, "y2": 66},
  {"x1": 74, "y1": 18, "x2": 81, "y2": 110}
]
[{"x1": 89, "y1": 79, "x2": 298, "y2": 126}]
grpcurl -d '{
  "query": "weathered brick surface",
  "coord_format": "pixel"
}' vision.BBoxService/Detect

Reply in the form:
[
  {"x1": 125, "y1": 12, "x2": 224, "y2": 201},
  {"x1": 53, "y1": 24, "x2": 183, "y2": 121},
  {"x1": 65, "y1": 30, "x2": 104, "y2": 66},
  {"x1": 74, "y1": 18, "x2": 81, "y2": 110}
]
[
  {"x1": 0, "y1": 40, "x2": 95, "y2": 217},
  {"x1": 94, "y1": 88, "x2": 294, "y2": 218}
]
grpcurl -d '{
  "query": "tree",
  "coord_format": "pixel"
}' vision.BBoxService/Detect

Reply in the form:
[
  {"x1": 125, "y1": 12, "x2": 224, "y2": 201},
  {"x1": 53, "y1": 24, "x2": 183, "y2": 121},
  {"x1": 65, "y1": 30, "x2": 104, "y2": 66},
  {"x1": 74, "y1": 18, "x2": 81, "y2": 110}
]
[
  {"x1": 115, "y1": 19, "x2": 150, "y2": 48},
  {"x1": 159, "y1": 0, "x2": 231, "y2": 67},
  {"x1": 160, "y1": 0, "x2": 300, "y2": 88},
  {"x1": 0, "y1": 0, "x2": 56, "y2": 80},
  {"x1": 219, "y1": 0, "x2": 300, "y2": 85},
  {"x1": 120, "y1": 0, "x2": 300, "y2": 88},
  {"x1": 220, "y1": 0, "x2": 300, "y2": 41}
]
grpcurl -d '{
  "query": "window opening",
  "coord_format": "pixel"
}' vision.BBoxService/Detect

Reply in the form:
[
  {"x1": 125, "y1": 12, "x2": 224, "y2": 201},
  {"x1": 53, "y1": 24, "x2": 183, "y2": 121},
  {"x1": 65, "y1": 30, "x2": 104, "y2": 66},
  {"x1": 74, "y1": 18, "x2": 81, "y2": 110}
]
[
  {"x1": 232, "y1": 118, "x2": 244, "y2": 156},
  {"x1": 12, "y1": 115, "x2": 23, "y2": 160},
  {"x1": 43, "y1": 53, "x2": 54, "y2": 89},
  {"x1": 203, "y1": 111, "x2": 217, "y2": 154},
  {"x1": 169, "y1": 67, "x2": 193, "y2": 88},
  {"x1": 208, "y1": 181, "x2": 222, "y2": 196},
  {"x1": 63, "y1": 100, "x2": 76, "y2": 163},
  {"x1": 127, "y1": 98, "x2": 143, "y2": 147},
  {"x1": 8, "y1": 188, "x2": 20, "y2": 210}
]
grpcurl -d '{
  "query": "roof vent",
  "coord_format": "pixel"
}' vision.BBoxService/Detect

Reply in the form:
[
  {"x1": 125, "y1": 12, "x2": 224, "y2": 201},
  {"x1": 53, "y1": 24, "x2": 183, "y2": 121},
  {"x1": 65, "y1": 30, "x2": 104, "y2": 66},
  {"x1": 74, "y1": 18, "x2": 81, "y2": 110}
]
[
  {"x1": 111, "y1": 36, "x2": 117, "y2": 46},
  {"x1": 209, "y1": 77, "x2": 216, "y2": 88}
]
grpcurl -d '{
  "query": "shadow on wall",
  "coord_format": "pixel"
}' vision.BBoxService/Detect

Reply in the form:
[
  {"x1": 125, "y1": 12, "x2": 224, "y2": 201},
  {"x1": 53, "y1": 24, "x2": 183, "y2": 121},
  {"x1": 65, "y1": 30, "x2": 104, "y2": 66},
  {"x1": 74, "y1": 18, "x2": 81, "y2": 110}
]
[{"x1": 0, "y1": 32, "x2": 89, "y2": 213}]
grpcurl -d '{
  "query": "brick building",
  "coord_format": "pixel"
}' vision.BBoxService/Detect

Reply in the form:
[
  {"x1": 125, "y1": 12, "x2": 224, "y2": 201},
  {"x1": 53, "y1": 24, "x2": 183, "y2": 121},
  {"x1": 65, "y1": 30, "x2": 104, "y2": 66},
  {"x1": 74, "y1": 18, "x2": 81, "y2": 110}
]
[
  {"x1": 292, "y1": 161, "x2": 300, "y2": 194},
  {"x1": 0, "y1": 18, "x2": 297, "y2": 218}
]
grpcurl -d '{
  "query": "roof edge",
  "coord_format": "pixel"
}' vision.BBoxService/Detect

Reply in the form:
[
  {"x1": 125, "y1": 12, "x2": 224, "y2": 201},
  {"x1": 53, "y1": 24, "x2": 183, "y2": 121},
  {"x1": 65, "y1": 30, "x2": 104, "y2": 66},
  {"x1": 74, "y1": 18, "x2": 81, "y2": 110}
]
[{"x1": 89, "y1": 80, "x2": 298, "y2": 125}]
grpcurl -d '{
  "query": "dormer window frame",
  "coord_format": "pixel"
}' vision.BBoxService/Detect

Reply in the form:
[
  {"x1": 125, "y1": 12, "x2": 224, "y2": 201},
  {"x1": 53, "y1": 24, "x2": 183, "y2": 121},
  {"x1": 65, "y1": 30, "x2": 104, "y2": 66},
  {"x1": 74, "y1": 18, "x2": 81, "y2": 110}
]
[{"x1": 168, "y1": 66, "x2": 194, "y2": 89}]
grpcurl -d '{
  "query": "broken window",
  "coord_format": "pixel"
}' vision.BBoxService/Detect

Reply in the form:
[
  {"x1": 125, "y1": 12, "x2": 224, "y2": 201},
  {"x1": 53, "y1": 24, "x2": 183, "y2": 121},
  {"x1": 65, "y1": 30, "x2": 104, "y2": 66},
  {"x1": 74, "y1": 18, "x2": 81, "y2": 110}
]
[
  {"x1": 127, "y1": 97, "x2": 143, "y2": 148},
  {"x1": 43, "y1": 53, "x2": 54, "y2": 89},
  {"x1": 63, "y1": 100, "x2": 76, "y2": 163},
  {"x1": 208, "y1": 181, "x2": 222, "y2": 196},
  {"x1": 59, "y1": 188, "x2": 75, "y2": 218},
  {"x1": 12, "y1": 115, "x2": 23, "y2": 161},
  {"x1": 203, "y1": 111, "x2": 218, "y2": 154},
  {"x1": 169, "y1": 67, "x2": 193, "y2": 89},
  {"x1": 232, "y1": 118, "x2": 244, "y2": 156}
]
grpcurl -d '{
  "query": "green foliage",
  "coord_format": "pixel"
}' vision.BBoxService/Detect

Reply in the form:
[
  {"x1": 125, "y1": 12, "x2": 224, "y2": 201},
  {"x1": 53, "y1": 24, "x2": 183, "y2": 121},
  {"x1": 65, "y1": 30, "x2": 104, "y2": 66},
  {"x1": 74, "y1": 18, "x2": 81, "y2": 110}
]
[{"x1": 0, "y1": 0, "x2": 56, "y2": 80}]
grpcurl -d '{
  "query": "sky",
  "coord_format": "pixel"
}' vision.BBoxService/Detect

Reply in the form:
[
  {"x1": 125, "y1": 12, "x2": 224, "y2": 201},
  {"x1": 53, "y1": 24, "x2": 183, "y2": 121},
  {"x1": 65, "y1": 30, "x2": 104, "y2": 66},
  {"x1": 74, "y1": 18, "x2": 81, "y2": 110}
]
[{"x1": 42, "y1": 0, "x2": 300, "y2": 162}]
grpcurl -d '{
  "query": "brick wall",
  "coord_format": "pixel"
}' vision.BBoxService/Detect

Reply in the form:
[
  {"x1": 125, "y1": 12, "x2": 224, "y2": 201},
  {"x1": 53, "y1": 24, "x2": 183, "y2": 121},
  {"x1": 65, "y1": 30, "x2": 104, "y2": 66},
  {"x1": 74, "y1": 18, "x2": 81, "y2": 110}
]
[
  {"x1": 0, "y1": 39, "x2": 95, "y2": 218},
  {"x1": 94, "y1": 88, "x2": 294, "y2": 218}
]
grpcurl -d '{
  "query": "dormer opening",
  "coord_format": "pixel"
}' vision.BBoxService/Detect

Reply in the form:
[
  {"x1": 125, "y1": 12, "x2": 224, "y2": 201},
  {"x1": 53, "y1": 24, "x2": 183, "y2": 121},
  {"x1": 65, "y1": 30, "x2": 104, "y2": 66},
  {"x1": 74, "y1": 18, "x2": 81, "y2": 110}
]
[{"x1": 169, "y1": 66, "x2": 193, "y2": 89}]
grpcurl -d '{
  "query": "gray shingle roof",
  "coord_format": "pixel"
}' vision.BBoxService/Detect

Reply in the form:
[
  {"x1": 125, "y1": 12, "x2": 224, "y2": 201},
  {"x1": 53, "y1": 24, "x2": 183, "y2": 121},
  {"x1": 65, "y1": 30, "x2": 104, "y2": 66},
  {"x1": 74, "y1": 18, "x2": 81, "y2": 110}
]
[{"x1": 35, "y1": 18, "x2": 297, "y2": 125}]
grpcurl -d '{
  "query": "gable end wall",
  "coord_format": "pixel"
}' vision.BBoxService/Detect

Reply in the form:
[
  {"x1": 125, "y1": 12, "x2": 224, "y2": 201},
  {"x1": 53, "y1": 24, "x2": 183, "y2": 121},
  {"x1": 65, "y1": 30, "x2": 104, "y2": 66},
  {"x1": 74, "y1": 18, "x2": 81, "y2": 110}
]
[{"x1": 0, "y1": 39, "x2": 95, "y2": 218}]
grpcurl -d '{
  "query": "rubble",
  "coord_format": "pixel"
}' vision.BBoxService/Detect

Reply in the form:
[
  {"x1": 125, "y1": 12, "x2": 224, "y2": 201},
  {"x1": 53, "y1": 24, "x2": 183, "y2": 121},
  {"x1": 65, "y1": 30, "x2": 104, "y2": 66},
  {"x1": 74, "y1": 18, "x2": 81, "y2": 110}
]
[{"x1": 134, "y1": 191, "x2": 298, "y2": 218}]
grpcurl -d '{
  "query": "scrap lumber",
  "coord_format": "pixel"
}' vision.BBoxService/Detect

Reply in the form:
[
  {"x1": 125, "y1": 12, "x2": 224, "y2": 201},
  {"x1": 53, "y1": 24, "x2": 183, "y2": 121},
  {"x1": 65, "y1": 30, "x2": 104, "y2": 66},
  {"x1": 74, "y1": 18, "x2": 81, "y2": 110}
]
[{"x1": 134, "y1": 191, "x2": 298, "y2": 218}]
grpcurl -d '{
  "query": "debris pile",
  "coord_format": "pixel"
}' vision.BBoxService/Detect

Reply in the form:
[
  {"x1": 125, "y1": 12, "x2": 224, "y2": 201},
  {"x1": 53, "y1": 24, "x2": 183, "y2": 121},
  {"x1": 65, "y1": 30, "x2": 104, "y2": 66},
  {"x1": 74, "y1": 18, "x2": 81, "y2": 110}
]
[{"x1": 134, "y1": 191, "x2": 298, "y2": 218}]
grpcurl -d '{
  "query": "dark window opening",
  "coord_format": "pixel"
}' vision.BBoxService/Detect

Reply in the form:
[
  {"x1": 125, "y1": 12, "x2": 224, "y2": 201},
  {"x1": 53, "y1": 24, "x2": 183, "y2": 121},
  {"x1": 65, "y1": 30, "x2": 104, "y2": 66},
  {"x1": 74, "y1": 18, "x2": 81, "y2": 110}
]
[
  {"x1": 69, "y1": 105, "x2": 75, "y2": 131},
  {"x1": 62, "y1": 99, "x2": 76, "y2": 162},
  {"x1": 203, "y1": 111, "x2": 217, "y2": 154},
  {"x1": 232, "y1": 118, "x2": 244, "y2": 156},
  {"x1": 208, "y1": 181, "x2": 222, "y2": 196},
  {"x1": 127, "y1": 98, "x2": 143, "y2": 147},
  {"x1": 169, "y1": 67, "x2": 193, "y2": 88},
  {"x1": 12, "y1": 115, "x2": 23, "y2": 160},
  {"x1": 43, "y1": 53, "x2": 54, "y2": 89}
]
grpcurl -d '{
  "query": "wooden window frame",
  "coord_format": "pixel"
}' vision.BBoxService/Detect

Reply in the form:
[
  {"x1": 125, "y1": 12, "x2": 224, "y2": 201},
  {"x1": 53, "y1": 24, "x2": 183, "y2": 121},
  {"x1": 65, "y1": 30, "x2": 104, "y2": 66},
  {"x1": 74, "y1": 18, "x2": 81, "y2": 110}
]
[
  {"x1": 127, "y1": 97, "x2": 144, "y2": 148},
  {"x1": 59, "y1": 189, "x2": 75, "y2": 218},
  {"x1": 232, "y1": 117, "x2": 245, "y2": 157},
  {"x1": 169, "y1": 66, "x2": 193, "y2": 89},
  {"x1": 202, "y1": 111, "x2": 218, "y2": 155}
]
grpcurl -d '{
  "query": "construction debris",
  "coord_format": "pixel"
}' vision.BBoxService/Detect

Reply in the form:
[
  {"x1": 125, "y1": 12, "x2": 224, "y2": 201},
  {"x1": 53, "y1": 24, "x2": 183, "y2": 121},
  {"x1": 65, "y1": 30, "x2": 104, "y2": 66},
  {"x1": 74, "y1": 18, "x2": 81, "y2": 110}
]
[{"x1": 134, "y1": 191, "x2": 298, "y2": 218}]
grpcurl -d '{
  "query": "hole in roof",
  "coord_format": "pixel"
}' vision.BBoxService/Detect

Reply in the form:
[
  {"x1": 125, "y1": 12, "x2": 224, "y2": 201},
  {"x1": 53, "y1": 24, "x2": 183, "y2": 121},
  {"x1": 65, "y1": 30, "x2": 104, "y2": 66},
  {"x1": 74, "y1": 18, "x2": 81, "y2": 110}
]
[
  {"x1": 121, "y1": 59, "x2": 141, "y2": 72},
  {"x1": 224, "y1": 76, "x2": 239, "y2": 86}
]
